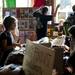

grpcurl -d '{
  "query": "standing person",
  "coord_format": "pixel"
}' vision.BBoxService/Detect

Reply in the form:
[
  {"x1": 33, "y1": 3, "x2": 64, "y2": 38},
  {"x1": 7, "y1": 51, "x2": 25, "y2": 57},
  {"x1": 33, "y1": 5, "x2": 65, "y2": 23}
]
[
  {"x1": 0, "y1": 16, "x2": 21, "y2": 66},
  {"x1": 33, "y1": 5, "x2": 60, "y2": 40},
  {"x1": 64, "y1": 4, "x2": 75, "y2": 35},
  {"x1": 64, "y1": 5, "x2": 75, "y2": 36},
  {"x1": 66, "y1": 5, "x2": 75, "y2": 26},
  {"x1": 68, "y1": 25, "x2": 75, "y2": 54},
  {"x1": 65, "y1": 5, "x2": 75, "y2": 54}
]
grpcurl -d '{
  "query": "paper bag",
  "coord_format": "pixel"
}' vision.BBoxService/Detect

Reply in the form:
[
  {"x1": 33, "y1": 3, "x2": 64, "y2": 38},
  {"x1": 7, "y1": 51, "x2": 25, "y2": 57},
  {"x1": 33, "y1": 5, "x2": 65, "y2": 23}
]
[{"x1": 23, "y1": 39, "x2": 55, "y2": 75}]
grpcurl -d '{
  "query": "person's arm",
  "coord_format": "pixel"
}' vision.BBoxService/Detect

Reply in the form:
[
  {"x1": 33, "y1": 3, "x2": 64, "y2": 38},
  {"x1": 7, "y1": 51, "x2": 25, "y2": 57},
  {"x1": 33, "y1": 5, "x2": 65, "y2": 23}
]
[
  {"x1": 1, "y1": 32, "x2": 21, "y2": 51},
  {"x1": 12, "y1": 43, "x2": 21, "y2": 47},
  {"x1": 33, "y1": 6, "x2": 43, "y2": 13},
  {"x1": 53, "y1": 4, "x2": 60, "y2": 17},
  {"x1": 45, "y1": 15, "x2": 53, "y2": 21},
  {"x1": 2, "y1": 39, "x2": 21, "y2": 50},
  {"x1": 2, "y1": 39, "x2": 14, "y2": 50},
  {"x1": 33, "y1": 6, "x2": 43, "y2": 17},
  {"x1": 44, "y1": 5, "x2": 60, "y2": 21}
]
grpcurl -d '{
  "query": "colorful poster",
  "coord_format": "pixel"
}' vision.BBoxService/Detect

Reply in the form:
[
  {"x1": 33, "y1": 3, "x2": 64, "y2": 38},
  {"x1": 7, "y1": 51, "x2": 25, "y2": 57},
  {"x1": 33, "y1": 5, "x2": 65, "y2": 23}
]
[{"x1": 58, "y1": 12, "x2": 66, "y2": 21}]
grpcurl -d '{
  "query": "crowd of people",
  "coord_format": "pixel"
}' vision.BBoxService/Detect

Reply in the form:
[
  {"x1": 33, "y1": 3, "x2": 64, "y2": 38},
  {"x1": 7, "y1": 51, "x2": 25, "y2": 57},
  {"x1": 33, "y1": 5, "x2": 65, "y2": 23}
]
[
  {"x1": 0, "y1": 4, "x2": 75, "y2": 75},
  {"x1": 33, "y1": 4, "x2": 75, "y2": 75}
]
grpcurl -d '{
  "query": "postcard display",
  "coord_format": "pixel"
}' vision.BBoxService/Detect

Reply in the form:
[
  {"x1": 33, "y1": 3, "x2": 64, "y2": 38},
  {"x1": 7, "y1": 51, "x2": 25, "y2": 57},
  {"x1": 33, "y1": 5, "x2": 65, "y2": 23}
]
[
  {"x1": 3, "y1": 8, "x2": 37, "y2": 43},
  {"x1": 17, "y1": 8, "x2": 37, "y2": 43}
]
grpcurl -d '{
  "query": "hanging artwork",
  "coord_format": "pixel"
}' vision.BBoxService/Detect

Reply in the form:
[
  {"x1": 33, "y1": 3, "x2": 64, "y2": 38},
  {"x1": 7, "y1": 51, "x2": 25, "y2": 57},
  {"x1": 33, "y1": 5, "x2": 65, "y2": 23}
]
[{"x1": 58, "y1": 12, "x2": 66, "y2": 21}]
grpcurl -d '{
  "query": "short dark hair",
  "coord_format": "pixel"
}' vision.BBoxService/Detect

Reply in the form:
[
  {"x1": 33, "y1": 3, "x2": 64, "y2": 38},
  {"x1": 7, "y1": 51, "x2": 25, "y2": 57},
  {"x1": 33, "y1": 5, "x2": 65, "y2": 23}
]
[
  {"x1": 3, "y1": 16, "x2": 15, "y2": 30},
  {"x1": 72, "y1": 5, "x2": 75, "y2": 11},
  {"x1": 41, "y1": 7, "x2": 48, "y2": 14}
]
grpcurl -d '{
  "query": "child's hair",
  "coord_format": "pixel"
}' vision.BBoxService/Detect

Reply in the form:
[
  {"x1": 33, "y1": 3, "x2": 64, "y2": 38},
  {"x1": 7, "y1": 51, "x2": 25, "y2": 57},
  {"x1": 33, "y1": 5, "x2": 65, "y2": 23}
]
[
  {"x1": 3, "y1": 16, "x2": 16, "y2": 30},
  {"x1": 41, "y1": 7, "x2": 48, "y2": 14}
]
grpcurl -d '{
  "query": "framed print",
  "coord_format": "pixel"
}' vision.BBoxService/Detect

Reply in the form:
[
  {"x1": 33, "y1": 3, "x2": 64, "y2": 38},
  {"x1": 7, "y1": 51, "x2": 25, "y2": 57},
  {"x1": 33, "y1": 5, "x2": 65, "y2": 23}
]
[
  {"x1": 3, "y1": 8, "x2": 16, "y2": 17},
  {"x1": 58, "y1": 12, "x2": 66, "y2": 21},
  {"x1": 18, "y1": 19, "x2": 29, "y2": 30},
  {"x1": 16, "y1": 8, "x2": 29, "y2": 18},
  {"x1": 24, "y1": 8, "x2": 29, "y2": 18},
  {"x1": 19, "y1": 31, "x2": 25, "y2": 37},
  {"x1": 29, "y1": 19, "x2": 34, "y2": 30},
  {"x1": 29, "y1": 8, "x2": 34, "y2": 18},
  {"x1": 29, "y1": 18, "x2": 36, "y2": 30}
]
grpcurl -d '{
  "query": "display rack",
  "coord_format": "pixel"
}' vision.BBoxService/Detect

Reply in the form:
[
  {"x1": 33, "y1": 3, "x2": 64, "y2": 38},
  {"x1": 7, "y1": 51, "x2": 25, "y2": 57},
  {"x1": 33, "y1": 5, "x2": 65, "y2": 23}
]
[{"x1": 3, "y1": 8, "x2": 37, "y2": 43}]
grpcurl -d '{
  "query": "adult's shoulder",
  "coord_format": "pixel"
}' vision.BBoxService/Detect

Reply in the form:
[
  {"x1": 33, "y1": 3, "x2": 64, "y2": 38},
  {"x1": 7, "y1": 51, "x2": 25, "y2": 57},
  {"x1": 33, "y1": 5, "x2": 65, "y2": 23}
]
[
  {"x1": 0, "y1": 31, "x2": 8, "y2": 39},
  {"x1": 68, "y1": 13, "x2": 74, "y2": 17}
]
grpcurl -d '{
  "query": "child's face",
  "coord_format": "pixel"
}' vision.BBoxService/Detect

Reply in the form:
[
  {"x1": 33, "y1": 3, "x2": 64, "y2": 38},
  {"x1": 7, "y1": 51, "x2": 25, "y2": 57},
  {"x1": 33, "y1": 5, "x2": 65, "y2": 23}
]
[{"x1": 10, "y1": 21, "x2": 16, "y2": 30}]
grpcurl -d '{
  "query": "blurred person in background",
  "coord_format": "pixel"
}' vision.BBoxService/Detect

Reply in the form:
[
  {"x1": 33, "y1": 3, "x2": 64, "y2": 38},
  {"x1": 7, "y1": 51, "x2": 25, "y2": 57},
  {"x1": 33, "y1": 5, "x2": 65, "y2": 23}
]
[
  {"x1": 0, "y1": 16, "x2": 21, "y2": 67},
  {"x1": 33, "y1": 5, "x2": 60, "y2": 40}
]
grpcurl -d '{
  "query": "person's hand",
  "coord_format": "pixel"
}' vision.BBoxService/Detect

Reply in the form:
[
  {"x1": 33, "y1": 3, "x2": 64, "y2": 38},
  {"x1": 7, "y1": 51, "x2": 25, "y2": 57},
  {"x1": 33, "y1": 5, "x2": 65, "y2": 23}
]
[
  {"x1": 16, "y1": 43, "x2": 21, "y2": 47},
  {"x1": 13, "y1": 43, "x2": 21, "y2": 48},
  {"x1": 34, "y1": 6, "x2": 44, "y2": 13},
  {"x1": 17, "y1": 38, "x2": 20, "y2": 43},
  {"x1": 66, "y1": 67, "x2": 73, "y2": 73}
]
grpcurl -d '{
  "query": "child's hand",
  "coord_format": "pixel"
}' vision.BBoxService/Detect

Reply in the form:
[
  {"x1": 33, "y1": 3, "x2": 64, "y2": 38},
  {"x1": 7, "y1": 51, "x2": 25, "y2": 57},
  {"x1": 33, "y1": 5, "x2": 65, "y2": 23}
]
[
  {"x1": 16, "y1": 43, "x2": 21, "y2": 47},
  {"x1": 17, "y1": 38, "x2": 20, "y2": 43},
  {"x1": 13, "y1": 43, "x2": 21, "y2": 48}
]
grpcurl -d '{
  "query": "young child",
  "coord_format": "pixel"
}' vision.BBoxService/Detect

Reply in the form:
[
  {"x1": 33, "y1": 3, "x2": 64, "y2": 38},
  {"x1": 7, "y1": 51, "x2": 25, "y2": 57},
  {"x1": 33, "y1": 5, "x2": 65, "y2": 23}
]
[
  {"x1": 33, "y1": 5, "x2": 60, "y2": 40},
  {"x1": 0, "y1": 16, "x2": 21, "y2": 66}
]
